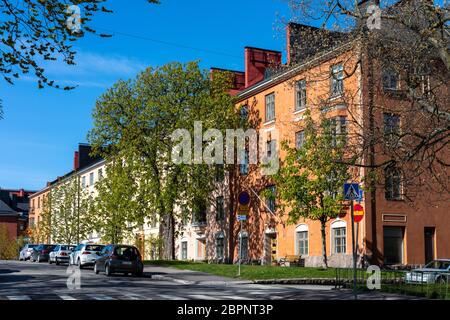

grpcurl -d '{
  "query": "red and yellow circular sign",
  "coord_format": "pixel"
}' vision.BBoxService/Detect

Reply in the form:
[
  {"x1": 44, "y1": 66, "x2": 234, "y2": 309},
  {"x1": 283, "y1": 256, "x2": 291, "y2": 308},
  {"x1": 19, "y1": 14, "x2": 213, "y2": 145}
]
[{"x1": 353, "y1": 204, "x2": 364, "y2": 223}]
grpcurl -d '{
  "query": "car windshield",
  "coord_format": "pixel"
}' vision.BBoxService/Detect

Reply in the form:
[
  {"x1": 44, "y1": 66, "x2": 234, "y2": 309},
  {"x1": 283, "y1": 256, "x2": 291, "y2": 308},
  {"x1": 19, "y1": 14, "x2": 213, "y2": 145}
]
[
  {"x1": 44, "y1": 245, "x2": 56, "y2": 250},
  {"x1": 28, "y1": 244, "x2": 37, "y2": 248},
  {"x1": 60, "y1": 245, "x2": 73, "y2": 250},
  {"x1": 425, "y1": 260, "x2": 450, "y2": 270},
  {"x1": 86, "y1": 245, "x2": 103, "y2": 251},
  {"x1": 114, "y1": 246, "x2": 139, "y2": 260}
]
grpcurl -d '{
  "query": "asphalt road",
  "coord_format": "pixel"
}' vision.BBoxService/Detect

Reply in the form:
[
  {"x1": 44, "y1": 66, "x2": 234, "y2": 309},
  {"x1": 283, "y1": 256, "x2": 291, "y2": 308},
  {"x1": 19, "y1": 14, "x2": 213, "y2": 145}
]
[{"x1": 0, "y1": 260, "x2": 419, "y2": 300}]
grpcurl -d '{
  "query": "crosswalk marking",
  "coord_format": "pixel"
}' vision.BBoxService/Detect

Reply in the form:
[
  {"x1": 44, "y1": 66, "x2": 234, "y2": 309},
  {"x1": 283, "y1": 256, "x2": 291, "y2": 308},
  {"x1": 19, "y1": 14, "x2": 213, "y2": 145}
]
[
  {"x1": 122, "y1": 293, "x2": 148, "y2": 300},
  {"x1": 220, "y1": 295, "x2": 253, "y2": 300},
  {"x1": 188, "y1": 294, "x2": 220, "y2": 300},
  {"x1": 158, "y1": 294, "x2": 187, "y2": 300},
  {"x1": 7, "y1": 295, "x2": 31, "y2": 300},
  {"x1": 86, "y1": 294, "x2": 116, "y2": 300},
  {"x1": 59, "y1": 295, "x2": 77, "y2": 300}
]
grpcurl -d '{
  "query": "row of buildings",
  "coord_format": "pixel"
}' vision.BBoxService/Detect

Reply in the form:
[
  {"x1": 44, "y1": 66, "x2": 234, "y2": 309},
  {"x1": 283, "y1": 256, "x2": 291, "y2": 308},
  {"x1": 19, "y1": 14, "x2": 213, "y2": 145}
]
[{"x1": 29, "y1": 0, "x2": 449, "y2": 267}]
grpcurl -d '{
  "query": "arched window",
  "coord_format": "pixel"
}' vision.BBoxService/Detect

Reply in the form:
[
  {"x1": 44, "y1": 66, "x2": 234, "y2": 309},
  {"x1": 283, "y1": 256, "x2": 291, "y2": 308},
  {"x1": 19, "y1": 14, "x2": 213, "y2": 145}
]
[
  {"x1": 295, "y1": 224, "x2": 309, "y2": 256},
  {"x1": 331, "y1": 220, "x2": 346, "y2": 254}
]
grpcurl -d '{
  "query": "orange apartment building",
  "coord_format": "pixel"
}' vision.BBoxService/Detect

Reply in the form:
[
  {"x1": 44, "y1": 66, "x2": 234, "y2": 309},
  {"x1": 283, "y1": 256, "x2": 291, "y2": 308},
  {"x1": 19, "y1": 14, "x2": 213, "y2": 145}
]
[{"x1": 204, "y1": 4, "x2": 449, "y2": 267}]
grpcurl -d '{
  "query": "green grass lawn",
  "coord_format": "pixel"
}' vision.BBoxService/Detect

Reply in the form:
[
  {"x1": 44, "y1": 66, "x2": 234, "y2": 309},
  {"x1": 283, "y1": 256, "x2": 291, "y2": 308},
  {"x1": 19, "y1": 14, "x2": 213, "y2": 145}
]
[{"x1": 144, "y1": 260, "x2": 337, "y2": 280}]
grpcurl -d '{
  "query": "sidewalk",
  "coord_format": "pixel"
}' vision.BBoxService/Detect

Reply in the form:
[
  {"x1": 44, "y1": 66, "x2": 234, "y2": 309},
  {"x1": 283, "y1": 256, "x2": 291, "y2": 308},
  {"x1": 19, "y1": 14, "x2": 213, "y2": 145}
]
[{"x1": 144, "y1": 264, "x2": 252, "y2": 285}]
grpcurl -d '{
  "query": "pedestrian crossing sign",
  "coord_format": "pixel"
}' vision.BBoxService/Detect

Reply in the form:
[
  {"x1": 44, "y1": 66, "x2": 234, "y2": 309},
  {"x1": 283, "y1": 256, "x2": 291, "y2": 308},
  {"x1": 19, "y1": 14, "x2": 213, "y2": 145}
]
[{"x1": 344, "y1": 183, "x2": 360, "y2": 201}]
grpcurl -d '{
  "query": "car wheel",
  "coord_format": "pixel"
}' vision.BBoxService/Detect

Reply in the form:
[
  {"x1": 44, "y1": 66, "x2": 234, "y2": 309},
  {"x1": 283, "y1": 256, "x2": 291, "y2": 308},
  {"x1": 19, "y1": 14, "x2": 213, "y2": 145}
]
[
  {"x1": 437, "y1": 276, "x2": 447, "y2": 285},
  {"x1": 56, "y1": 258, "x2": 60, "y2": 266},
  {"x1": 105, "y1": 264, "x2": 112, "y2": 277},
  {"x1": 94, "y1": 264, "x2": 99, "y2": 275},
  {"x1": 77, "y1": 259, "x2": 83, "y2": 269},
  {"x1": 134, "y1": 271, "x2": 143, "y2": 277}
]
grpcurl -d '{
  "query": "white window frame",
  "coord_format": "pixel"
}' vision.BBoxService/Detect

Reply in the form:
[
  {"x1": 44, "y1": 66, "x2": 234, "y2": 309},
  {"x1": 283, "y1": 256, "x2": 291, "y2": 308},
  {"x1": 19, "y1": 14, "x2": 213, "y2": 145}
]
[
  {"x1": 331, "y1": 220, "x2": 347, "y2": 254},
  {"x1": 295, "y1": 224, "x2": 309, "y2": 256}
]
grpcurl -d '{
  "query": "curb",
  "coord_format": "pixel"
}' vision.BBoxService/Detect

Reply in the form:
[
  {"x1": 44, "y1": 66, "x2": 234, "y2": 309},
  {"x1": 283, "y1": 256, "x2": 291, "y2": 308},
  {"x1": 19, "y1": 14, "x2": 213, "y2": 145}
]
[
  {"x1": 151, "y1": 275, "x2": 253, "y2": 286},
  {"x1": 252, "y1": 278, "x2": 339, "y2": 285}
]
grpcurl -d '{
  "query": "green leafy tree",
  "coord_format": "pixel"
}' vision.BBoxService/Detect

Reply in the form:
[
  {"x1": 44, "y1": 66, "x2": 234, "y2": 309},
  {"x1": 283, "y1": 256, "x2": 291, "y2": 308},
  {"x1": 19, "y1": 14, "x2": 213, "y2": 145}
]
[
  {"x1": 89, "y1": 61, "x2": 239, "y2": 259},
  {"x1": 271, "y1": 110, "x2": 349, "y2": 268},
  {"x1": 0, "y1": 224, "x2": 19, "y2": 259},
  {"x1": 93, "y1": 158, "x2": 137, "y2": 244},
  {"x1": 49, "y1": 176, "x2": 96, "y2": 244}
]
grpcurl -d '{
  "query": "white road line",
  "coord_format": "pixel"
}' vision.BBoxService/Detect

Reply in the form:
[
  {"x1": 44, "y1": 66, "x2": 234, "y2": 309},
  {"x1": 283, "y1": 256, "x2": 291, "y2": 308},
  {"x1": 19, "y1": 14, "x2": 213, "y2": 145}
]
[
  {"x1": 157, "y1": 294, "x2": 188, "y2": 300},
  {"x1": 220, "y1": 295, "x2": 253, "y2": 300},
  {"x1": 7, "y1": 295, "x2": 31, "y2": 300},
  {"x1": 86, "y1": 294, "x2": 116, "y2": 300},
  {"x1": 122, "y1": 293, "x2": 148, "y2": 300},
  {"x1": 59, "y1": 295, "x2": 77, "y2": 300},
  {"x1": 188, "y1": 294, "x2": 220, "y2": 300}
]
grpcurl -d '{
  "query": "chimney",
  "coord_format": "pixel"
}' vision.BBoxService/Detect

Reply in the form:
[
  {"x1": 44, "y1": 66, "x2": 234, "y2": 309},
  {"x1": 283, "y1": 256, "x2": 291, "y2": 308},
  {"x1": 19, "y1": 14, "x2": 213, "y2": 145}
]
[
  {"x1": 245, "y1": 47, "x2": 282, "y2": 88},
  {"x1": 74, "y1": 151, "x2": 79, "y2": 170},
  {"x1": 286, "y1": 22, "x2": 346, "y2": 65},
  {"x1": 19, "y1": 189, "x2": 25, "y2": 197}
]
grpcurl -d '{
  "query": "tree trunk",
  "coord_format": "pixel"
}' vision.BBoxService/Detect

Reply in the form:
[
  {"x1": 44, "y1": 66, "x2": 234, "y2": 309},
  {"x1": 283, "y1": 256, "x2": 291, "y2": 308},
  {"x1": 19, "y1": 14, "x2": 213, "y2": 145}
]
[
  {"x1": 161, "y1": 213, "x2": 175, "y2": 260},
  {"x1": 320, "y1": 219, "x2": 328, "y2": 269}
]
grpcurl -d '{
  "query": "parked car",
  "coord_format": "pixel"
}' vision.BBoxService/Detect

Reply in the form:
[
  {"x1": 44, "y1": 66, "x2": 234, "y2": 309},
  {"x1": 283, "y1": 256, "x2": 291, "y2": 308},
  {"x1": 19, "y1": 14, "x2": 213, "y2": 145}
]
[
  {"x1": 30, "y1": 244, "x2": 57, "y2": 262},
  {"x1": 69, "y1": 244, "x2": 104, "y2": 269},
  {"x1": 49, "y1": 244, "x2": 76, "y2": 265},
  {"x1": 94, "y1": 244, "x2": 143, "y2": 277},
  {"x1": 19, "y1": 244, "x2": 38, "y2": 261},
  {"x1": 405, "y1": 259, "x2": 450, "y2": 284}
]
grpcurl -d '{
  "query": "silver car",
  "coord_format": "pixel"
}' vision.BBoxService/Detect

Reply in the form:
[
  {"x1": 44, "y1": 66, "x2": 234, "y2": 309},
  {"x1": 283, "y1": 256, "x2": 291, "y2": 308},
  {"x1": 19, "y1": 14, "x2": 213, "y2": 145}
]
[
  {"x1": 19, "y1": 244, "x2": 38, "y2": 261},
  {"x1": 49, "y1": 244, "x2": 76, "y2": 265},
  {"x1": 69, "y1": 244, "x2": 104, "y2": 269},
  {"x1": 405, "y1": 259, "x2": 450, "y2": 284}
]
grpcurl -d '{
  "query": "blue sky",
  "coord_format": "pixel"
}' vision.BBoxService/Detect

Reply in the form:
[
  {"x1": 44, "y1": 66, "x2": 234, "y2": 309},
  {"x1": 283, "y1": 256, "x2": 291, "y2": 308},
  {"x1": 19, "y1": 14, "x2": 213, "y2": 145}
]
[{"x1": 0, "y1": 0, "x2": 294, "y2": 190}]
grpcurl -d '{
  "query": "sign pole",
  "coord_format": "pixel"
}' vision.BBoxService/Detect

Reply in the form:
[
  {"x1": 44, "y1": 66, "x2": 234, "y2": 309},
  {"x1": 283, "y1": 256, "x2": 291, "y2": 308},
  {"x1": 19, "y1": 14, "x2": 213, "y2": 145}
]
[
  {"x1": 350, "y1": 199, "x2": 357, "y2": 300},
  {"x1": 238, "y1": 220, "x2": 243, "y2": 277}
]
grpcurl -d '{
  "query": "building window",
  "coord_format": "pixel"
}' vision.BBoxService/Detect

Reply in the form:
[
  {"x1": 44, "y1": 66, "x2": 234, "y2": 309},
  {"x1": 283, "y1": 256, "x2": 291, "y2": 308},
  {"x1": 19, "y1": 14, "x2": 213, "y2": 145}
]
[
  {"x1": 331, "y1": 116, "x2": 347, "y2": 146},
  {"x1": 238, "y1": 233, "x2": 248, "y2": 261},
  {"x1": 192, "y1": 199, "x2": 207, "y2": 225},
  {"x1": 332, "y1": 222, "x2": 346, "y2": 254},
  {"x1": 215, "y1": 164, "x2": 224, "y2": 182},
  {"x1": 81, "y1": 176, "x2": 86, "y2": 188},
  {"x1": 265, "y1": 93, "x2": 275, "y2": 122},
  {"x1": 382, "y1": 69, "x2": 399, "y2": 90},
  {"x1": 89, "y1": 172, "x2": 94, "y2": 186},
  {"x1": 331, "y1": 64, "x2": 344, "y2": 96},
  {"x1": 295, "y1": 80, "x2": 307, "y2": 111},
  {"x1": 296, "y1": 227, "x2": 309, "y2": 256},
  {"x1": 383, "y1": 227, "x2": 404, "y2": 264},
  {"x1": 295, "y1": 131, "x2": 305, "y2": 149},
  {"x1": 266, "y1": 139, "x2": 276, "y2": 158},
  {"x1": 265, "y1": 185, "x2": 276, "y2": 213},
  {"x1": 239, "y1": 149, "x2": 249, "y2": 175},
  {"x1": 383, "y1": 113, "x2": 400, "y2": 146},
  {"x1": 98, "y1": 168, "x2": 103, "y2": 181},
  {"x1": 37, "y1": 197, "x2": 40, "y2": 209},
  {"x1": 30, "y1": 218, "x2": 35, "y2": 228},
  {"x1": 385, "y1": 166, "x2": 402, "y2": 200},
  {"x1": 216, "y1": 196, "x2": 225, "y2": 221},
  {"x1": 181, "y1": 241, "x2": 188, "y2": 260},
  {"x1": 216, "y1": 236, "x2": 224, "y2": 259},
  {"x1": 240, "y1": 105, "x2": 249, "y2": 123}
]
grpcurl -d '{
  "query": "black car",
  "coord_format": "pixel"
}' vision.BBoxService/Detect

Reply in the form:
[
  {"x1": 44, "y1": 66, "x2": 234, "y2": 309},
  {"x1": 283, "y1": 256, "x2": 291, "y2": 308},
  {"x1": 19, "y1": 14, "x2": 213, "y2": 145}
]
[
  {"x1": 30, "y1": 244, "x2": 57, "y2": 262},
  {"x1": 94, "y1": 245, "x2": 143, "y2": 277}
]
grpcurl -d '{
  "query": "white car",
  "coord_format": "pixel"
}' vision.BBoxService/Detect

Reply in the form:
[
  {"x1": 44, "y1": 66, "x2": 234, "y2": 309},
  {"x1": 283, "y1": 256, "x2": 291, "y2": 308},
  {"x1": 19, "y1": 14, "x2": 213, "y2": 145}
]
[
  {"x1": 49, "y1": 244, "x2": 76, "y2": 265},
  {"x1": 19, "y1": 244, "x2": 38, "y2": 261},
  {"x1": 405, "y1": 259, "x2": 450, "y2": 284},
  {"x1": 69, "y1": 244, "x2": 104, "y2": 269}
]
